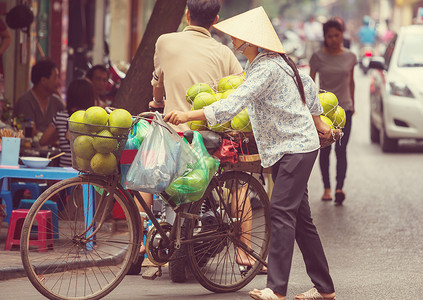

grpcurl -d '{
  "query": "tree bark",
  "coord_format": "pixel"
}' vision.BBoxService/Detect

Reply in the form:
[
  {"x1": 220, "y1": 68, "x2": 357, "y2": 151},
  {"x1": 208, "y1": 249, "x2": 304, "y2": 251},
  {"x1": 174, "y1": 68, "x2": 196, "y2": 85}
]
[{"x1": 113, "y1": 0, "x2": 187, "y2": 114}]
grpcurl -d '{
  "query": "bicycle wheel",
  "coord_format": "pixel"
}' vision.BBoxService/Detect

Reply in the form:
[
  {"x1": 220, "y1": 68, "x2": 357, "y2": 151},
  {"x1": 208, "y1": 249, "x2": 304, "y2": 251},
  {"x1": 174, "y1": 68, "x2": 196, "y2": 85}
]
[
  {"x1": 185, "y1": 171, "x2": 270, "y2": 293},
  {"x1": 20, "y1": 176, "x2": 140, "y2": 300}
]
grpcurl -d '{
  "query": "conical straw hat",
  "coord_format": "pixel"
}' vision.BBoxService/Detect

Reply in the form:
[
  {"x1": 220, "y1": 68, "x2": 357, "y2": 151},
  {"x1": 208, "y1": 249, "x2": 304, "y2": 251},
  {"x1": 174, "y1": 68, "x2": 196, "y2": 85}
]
[{"x1": 213, "y1": 6, "x2": 285, "y2": 54}]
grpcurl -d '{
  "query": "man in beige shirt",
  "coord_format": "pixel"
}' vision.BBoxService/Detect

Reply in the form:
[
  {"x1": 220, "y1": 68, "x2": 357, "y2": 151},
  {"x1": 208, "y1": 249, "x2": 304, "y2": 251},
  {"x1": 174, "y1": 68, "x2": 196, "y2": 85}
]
[
  {"x1": 149, "y1": 0, "x2": 243, "y2": 132},
  {"x1": 129, "y1": 0, "x2": 243, "y2": 278}
]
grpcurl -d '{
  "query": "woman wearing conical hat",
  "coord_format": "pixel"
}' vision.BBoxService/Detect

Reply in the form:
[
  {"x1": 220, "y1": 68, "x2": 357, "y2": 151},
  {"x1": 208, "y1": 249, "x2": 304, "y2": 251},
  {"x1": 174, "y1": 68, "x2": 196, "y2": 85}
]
[{"x1": 165, "y1": 7, "x2": 336, "y2": 300}]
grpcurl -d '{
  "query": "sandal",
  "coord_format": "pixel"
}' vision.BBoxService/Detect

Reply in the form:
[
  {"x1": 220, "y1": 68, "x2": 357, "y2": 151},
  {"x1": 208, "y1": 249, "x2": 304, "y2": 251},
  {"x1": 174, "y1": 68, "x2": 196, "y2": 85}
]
[
  {"x1": 334, "y1": 191, "x2": 345, "y2": 206},
  {"x1": 249, "y1": 288, "x2": 284, "y2": 300},
  {"x1": 294, "y1": 287, "x2": 336, "y2": 300}
]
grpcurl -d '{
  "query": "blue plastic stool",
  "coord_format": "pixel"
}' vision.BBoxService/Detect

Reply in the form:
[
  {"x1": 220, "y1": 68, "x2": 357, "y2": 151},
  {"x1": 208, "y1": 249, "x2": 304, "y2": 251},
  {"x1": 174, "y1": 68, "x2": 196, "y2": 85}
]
[
  {"x1": 18, "y1": 199, "x2": 59, "y2": 239},
  {"x1": 11, "y1": 182, "x2": 42, "y2": 208},
  {"x1": 0, "y1": 191, "x2": 13, "y2": 223}
]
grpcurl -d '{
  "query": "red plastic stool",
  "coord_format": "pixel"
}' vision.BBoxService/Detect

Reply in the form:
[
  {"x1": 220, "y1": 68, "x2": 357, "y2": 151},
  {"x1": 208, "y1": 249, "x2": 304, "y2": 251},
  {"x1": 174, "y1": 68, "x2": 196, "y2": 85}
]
[{"x1": 4, "y1": 209, "x2": 54, "y2": 252}]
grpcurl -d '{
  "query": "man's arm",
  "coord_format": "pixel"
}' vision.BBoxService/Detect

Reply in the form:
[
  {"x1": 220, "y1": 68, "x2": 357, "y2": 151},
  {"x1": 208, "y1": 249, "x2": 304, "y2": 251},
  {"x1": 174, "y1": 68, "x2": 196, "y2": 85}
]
[{"x1": 149, "y1": 86, "x2": 165, "y2": 109}]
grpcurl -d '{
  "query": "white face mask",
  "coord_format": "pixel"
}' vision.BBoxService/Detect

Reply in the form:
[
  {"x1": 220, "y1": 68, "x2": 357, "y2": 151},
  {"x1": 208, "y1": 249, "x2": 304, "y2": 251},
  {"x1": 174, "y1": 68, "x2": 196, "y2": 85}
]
[{"x1": 234, "y1": 42, "x2": 250, "y2": 55}]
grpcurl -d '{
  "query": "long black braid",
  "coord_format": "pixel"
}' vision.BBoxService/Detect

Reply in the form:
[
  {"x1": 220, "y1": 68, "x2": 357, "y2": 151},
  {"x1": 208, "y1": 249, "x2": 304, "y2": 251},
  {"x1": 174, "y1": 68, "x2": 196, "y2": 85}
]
[{"x1": 280, "y1": 54, "x2": 306, "y2": 105}]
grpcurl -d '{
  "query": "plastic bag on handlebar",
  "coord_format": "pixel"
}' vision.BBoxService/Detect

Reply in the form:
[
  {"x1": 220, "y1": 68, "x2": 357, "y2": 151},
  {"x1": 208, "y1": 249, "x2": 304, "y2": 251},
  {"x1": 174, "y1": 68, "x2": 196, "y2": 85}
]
[
  {"x1": 164, "y1": 131, "x2": 220, "y2": 205},
  {"x1": 125, "y1": 112, "x2": 198, "y2": 193}
]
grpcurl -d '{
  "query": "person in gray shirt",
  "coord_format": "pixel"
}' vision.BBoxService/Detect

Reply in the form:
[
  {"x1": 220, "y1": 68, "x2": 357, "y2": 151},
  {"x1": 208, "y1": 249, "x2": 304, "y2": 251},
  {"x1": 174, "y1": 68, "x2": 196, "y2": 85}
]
[{"x1": 14, "y1": 59, "x2": 65, "y2": 134}]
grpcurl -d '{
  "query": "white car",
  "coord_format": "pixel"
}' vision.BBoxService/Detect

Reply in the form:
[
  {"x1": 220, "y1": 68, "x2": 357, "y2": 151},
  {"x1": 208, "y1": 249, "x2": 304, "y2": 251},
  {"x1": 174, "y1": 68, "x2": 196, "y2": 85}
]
[{"x1": 368, "y1": 25, "x2": 423, "y2": 152}]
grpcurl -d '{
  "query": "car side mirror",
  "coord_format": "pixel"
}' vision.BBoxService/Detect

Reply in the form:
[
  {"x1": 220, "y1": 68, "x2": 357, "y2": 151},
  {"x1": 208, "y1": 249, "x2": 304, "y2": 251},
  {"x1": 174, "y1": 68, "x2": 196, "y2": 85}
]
[{"x1": 368, "y1": 56, "x2": 386, "y2": 70}]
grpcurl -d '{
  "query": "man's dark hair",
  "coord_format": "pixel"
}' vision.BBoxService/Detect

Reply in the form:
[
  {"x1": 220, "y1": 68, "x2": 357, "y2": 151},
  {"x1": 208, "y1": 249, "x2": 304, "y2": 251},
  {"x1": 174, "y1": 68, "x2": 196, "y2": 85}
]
[
  {"x1": 85, "y1": 64, "x2": 108, "y2": 80},
  {"x1": 187, "y1": 0, "x2": 220, "y2": 29},
  {"x1": 66, "y1": 79, "x2": 95, "y2": 113},
  {"x1": 31, "y1": 59, "x2": 58, "y2": 85}
]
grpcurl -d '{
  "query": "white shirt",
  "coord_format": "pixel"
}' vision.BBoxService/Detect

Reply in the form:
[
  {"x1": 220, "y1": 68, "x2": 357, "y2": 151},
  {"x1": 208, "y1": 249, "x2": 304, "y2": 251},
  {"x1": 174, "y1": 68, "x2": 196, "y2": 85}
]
[{"x1": 204, "y1": 50, "x2": 322, "y2": 168}]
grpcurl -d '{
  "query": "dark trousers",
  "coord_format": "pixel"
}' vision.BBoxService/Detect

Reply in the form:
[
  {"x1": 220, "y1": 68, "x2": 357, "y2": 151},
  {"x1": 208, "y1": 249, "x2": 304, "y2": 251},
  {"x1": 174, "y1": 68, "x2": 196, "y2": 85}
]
[
  {"x1": 267, "y1": 151, "x2": 334, "y2": 296},
  {"x1": 320, "y1": 110, "x2": 353, "y2": 190}
]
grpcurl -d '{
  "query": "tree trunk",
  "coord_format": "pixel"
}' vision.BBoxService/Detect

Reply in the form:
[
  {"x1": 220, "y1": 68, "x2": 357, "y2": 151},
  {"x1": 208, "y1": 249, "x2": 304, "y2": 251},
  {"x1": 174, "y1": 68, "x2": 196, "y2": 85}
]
[{"x1": 113, "y1": 0, "x2": 187, "y2": 114}]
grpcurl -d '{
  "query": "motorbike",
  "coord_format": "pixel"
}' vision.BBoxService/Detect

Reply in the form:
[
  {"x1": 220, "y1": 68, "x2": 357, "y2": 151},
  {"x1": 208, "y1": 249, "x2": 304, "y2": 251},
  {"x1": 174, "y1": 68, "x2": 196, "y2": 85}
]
[{"x1": 359, "y1": 44, "x2": 374, "y2": 75}]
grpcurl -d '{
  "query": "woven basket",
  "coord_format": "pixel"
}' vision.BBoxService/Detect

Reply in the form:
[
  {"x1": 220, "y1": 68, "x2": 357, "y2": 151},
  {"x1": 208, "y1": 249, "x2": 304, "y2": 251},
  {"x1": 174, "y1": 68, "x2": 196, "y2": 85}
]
[{"x1": 69, "y1": 121, "x2": 132, "y2": 175}]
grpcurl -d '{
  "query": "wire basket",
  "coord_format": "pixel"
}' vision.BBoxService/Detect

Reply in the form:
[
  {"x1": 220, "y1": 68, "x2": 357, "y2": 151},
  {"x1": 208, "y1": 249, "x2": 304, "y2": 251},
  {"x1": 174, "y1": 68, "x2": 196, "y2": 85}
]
[{"x1": 68, "y1": 120, "x2": 132, "y2": 175}]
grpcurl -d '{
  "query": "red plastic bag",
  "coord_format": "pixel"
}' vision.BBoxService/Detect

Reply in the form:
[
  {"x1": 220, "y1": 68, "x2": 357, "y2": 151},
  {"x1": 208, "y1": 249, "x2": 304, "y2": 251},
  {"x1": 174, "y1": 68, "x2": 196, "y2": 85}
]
[{"x1": 213, "y1": 139, "x2": 239, "y2": 163}]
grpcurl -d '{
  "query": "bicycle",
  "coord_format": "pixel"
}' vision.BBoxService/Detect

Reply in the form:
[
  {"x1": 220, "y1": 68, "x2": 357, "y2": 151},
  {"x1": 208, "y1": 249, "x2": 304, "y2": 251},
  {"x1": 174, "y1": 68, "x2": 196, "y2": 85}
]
[{"x1": 20, "y1": 111, "x2": 270, "y2": 300}]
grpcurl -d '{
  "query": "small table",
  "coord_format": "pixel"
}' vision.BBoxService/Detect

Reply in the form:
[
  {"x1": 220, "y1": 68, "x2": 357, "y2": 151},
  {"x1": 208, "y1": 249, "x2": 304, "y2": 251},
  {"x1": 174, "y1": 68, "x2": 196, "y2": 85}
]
[{"x1": 0, "y1": 166, "x2": 94, "y2": 246}]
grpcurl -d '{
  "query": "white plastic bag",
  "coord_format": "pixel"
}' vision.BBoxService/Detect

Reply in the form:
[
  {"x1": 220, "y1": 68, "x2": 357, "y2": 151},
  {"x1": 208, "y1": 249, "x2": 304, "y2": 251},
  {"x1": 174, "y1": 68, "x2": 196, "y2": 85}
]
[{"x1": 125, "y1": 112, "x2": 197, "y2": 193}]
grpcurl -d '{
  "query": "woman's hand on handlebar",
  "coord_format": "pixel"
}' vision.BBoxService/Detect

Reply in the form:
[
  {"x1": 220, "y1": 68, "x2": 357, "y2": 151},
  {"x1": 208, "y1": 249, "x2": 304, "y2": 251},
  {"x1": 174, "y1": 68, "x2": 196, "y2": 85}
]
[
  {"x1": 164, "y1": 109, "x2": 206, "y2": 125},
  {"x1": 164, "y1": 111, "x2": 190, "y2": 125}
]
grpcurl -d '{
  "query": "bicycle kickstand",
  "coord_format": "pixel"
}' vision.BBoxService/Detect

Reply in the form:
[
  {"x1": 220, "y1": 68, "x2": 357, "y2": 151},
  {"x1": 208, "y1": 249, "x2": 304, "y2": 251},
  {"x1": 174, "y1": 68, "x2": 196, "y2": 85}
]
[{"x1": 142, "y1": 265, "x2": 162, "y2": 280}]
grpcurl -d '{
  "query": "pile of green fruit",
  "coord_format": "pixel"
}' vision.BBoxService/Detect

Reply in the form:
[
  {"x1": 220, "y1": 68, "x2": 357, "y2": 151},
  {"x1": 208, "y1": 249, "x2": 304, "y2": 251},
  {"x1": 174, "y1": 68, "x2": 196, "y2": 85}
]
[
  {"x1": 69, "y1": 106, "x2": 133, "y2": 175},
  {"x1": 185, "y1": 74, "x2": 252, "y2": 132},
  {"x1": 318, "y1": 91, "x2": 346, "y2": 129}
]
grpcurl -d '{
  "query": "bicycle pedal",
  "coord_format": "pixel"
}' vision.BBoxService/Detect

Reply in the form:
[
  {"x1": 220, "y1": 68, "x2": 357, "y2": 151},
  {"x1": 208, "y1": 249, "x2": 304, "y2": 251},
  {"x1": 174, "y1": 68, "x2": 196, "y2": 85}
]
[{"x1": 141, "y1": 266, "x2": 161, "y2": 280}]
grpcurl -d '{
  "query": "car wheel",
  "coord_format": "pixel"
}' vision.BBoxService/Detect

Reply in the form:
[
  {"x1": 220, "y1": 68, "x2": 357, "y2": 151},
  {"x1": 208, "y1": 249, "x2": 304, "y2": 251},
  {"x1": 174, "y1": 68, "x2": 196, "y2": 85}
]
[
  {"x1": 370, "y1": 115, "x2": 380, "y2": 144},
  {"x1": 380, "y1": 125, "x2": 398, "y2": 152}
]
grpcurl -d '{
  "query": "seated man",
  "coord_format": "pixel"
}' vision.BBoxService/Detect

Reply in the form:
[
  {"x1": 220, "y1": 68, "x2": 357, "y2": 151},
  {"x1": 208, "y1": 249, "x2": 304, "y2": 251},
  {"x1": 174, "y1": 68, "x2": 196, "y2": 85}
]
[
  {"x1": 85, "y1": 64, "x2": 108, "y2": 108},
  {"x1": 14, "y1": 59, "x2": 65, "y2": 135}
]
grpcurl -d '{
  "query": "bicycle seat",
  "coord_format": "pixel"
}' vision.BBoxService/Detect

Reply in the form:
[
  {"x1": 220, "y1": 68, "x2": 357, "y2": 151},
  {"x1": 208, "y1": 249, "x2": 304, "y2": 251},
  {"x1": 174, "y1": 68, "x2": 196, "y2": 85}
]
[{"x1": 183, "y1": 130, "x2": 222, "y2": 155}]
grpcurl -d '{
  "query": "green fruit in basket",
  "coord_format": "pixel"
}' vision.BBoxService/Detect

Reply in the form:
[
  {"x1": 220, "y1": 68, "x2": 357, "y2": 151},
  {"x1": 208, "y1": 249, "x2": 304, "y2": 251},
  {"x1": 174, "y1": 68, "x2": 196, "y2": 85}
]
[
  {"x1": 75, "y1": 156, "x2": 91, "y2": 171},
  {"x1": 92, "y1": 129, "x2": 118, "y2": 153},
  {"x1": 83, "y1": 106, "x2": 109, "y2": 132},
  {"x1": 231, "y1": 108, "x2": 252, "y2": 131},
  {"x1": 221, "y1": 89, "x2": 236, "y2": 99},
  {"x1": 209, "y1": 120, "x2": 231, "y2": 132},
  {"x1": 319, "y1": 92, "x2": 338, "y2": 119},
  {"x1": 69, "y1": 110, "x2": 86, "y2": 133},
  {"x1": 331, "y1": 106, "x2": 346, "y2": 128},
  {"x1": 217, "y1": 75, "x2": 244, "y2": 92},
  {"x1": 320, "y1": 115, "x2": 334, "y2": 129},
  {"x1": 90, "y1": 152, "x2": 117, "y2": 175},
  {"x1": 185, "y1": 83, "x2": 214, "y2": 104},
  {"x1": 188, "y1": 120, "x2": 207, "y2": 130},
  {"x1": 108, "y1": 109, "x2": 132, "y2": 136},
  {"x1": 193, "y1": 92, "x2": 217, "y2": 110},
  {"x1": 73, "y1": 135, "x2": 96, "y2": 160}
]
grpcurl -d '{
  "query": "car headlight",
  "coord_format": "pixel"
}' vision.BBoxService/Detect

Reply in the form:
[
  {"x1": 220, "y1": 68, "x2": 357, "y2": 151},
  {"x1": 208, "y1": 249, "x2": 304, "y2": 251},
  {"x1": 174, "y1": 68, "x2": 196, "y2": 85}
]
[{"x1": 389, "y1": 81, "x2": 414, "y2": 98}]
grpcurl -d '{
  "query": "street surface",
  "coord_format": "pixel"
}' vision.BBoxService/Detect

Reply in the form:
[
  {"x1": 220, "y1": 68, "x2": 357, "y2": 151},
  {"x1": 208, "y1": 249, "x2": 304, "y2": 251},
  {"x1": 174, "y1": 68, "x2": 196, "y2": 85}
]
[{"x1": 1, "y1": 67, "x2": 422, "y2": 299}]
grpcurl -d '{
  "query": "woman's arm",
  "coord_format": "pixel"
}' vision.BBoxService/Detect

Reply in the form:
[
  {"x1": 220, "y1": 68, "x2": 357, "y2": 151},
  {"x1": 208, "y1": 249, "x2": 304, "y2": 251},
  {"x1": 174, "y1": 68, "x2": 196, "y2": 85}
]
[
  {"x1": 309, "y1": 68, "x2": 317, "y2": 82},
  {"x1": 349, "y1": 68, "x2": 355, "y2": 113},
  {"x1": 40, "y1": 124, "x2": 58, "y2": 146}
]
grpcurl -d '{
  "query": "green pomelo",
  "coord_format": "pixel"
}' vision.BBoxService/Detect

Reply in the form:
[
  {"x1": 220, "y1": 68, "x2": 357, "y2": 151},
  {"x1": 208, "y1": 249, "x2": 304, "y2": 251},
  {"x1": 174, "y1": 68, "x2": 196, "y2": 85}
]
[
  {"x1": 73, "y1": 135, "x2": 95, "y2": 160},
  {"x1": 83, "y1": 106, "x2": 109, "y2": 132},
  {"x1": 320, "y1": 115, "x2": 334, "y2": 129},
  {"x1": 215, "y1": 93, "x2": 223, "y2": 101},
  {"x1": 108, "y1": 109, "x2": 132, "y2": 136},
  {"x1": 217, "y1": 75, "x2": 244, "y2": 92},
  {"x1": 185, "y1": 83, "x2": 214, "y2": 104},
  {"x1": 69, "y1": 110, "x2": 86, "y2": 133},
  {"x1": 332, "y1": 106, "x2": 346, "y2": 128},
  {"x1": 90, "y1": 152, "x2": 117, "y2": 175},
  {"x1": 231, "y1": 109, "x2": 252, "y2": 131},
  {"x1": 221, "y1": 89, "x2": 236, "y2": 99},
  {"x1": 188, "y1": 120, "x2": 207, "y2": 130},
  {"x1": 209, "y1": 121, "x2": 231, "y2": 132},
  {"x1": 318, "y1": 92, "x2": 338, "y2": 119},
  {"x1": 92, "y1": 129, "x2": 118, "y2": 153},
  {"x1": 75, "y1": 157, "x2": 91, "y2": 171},
  {"x1": 193, "y1": 92, "x2": 217, "y2": 110}
]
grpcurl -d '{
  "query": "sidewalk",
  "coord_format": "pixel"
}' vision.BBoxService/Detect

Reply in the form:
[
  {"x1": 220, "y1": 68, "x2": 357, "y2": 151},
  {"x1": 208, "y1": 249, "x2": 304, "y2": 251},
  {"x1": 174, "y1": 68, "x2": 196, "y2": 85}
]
[
  {"x1": 0, "y1": 221, "x2": 155, "y2": 281},
  {"x1": 0, "y1": 222, "x2": 27, "y2": 280}
]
